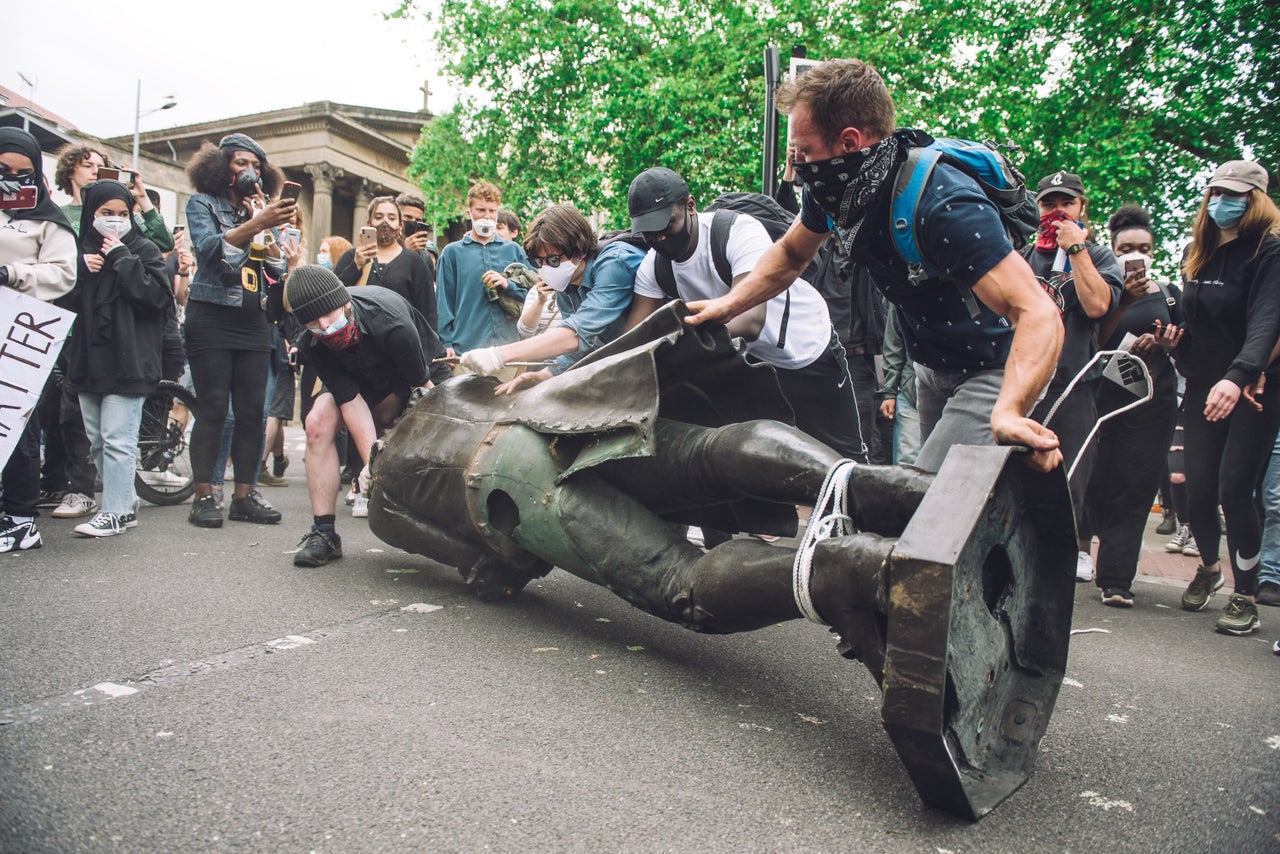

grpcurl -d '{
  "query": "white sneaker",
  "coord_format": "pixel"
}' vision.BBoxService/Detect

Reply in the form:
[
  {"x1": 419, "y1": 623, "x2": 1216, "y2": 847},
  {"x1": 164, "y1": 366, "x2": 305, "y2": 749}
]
[
  {"x1": 352, "y1": 494, "x2": 369, "y2": 518},
  {"x1": 139, "y1": 469, "x2": 188, "y2": 487},
  {"x1": 1076, "y1": 550, "x2": 1095, "y2": 583},
  {"x1": 0, "y1": 516, "x2": 42, "y2": 552},
  {"x1": 1165, "y1": 524, "x2": 1190, "y2": 552},
  {"x1": 52, "y1": 492, "x2": 98, "y2": 519},
  {"x1": 344, "y1": 485, "x2": 358, "y2": 506},
  {"x1": 75, "y1": 512, "x2": 124, "y2": 538}
]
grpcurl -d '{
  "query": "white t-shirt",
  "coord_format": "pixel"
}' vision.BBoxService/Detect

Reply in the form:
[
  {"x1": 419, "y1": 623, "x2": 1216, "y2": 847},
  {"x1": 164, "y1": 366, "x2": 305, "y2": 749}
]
[{"x1": 634, "y1": 212, "x2": 832, "y2": 369}]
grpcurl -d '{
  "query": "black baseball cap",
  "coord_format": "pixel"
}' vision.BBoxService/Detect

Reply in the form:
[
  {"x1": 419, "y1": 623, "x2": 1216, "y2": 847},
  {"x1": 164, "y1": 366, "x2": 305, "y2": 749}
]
[
  {"x1": 628, "y1": 167, "x2": 689, "y2": 233},
  {"x1": 1035, "y1": 171, "x2": 1085, "y2": 202}
]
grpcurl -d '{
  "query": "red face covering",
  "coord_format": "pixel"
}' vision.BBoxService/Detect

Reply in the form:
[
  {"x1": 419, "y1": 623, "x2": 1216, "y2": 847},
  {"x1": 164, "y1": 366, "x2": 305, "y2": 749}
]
[
  {"x1": 1036, "y1": 209, "x2": 1072, "y2": 252},
  {"x1": 317, "y1": 318, "x2": 361, "y2": 350}
]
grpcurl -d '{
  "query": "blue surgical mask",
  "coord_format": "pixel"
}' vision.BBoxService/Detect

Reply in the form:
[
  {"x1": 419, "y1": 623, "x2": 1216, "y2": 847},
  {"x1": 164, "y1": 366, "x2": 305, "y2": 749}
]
[
  {"x1": 1208, "y1": 196, "x2": 1247, "y2": 229},
  {"x1": 318, "y1": 313, "x2": 348, "y2": 337}
]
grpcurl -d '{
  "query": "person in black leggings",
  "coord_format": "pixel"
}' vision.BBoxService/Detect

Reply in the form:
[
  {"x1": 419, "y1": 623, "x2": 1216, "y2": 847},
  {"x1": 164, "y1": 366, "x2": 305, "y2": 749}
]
[
  {"x1": 1155, "y1": 160, "x2": 1280, "y2": 635},
  {"x1": 183, "y1": 134, "x2": 297, "y2": 528}
]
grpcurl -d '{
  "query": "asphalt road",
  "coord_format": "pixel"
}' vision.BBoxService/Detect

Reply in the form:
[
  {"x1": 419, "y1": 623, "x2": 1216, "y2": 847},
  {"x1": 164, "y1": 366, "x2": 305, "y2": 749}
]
[{"x1": 2, "y1": 438, "x2": 1277, "y2": 853}]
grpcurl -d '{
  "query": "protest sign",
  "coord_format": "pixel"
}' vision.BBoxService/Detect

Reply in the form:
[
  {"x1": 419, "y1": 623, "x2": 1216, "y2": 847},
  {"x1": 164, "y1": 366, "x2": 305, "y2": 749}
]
[{"x1": 0, "y1": 288, "x2": 75, "y2": 468}]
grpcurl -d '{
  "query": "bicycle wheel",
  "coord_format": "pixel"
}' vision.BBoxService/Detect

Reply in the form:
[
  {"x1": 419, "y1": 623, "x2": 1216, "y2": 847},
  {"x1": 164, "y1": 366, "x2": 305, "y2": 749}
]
[{"x1": 135, "y1": 380, "x2": 197, "y2": 506}]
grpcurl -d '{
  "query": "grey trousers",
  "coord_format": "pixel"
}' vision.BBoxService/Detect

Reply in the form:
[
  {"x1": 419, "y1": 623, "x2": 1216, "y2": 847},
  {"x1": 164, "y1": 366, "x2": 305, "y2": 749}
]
[{"x1": 913, "y1": 364, "x2": 1005, "y2": 473}]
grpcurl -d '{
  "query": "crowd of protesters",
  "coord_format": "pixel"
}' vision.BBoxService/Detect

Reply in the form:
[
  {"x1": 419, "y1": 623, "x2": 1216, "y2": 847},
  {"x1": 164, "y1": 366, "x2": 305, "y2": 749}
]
[{"x1": 2, "y1": 56, "x2": 1278, "y2": 641}]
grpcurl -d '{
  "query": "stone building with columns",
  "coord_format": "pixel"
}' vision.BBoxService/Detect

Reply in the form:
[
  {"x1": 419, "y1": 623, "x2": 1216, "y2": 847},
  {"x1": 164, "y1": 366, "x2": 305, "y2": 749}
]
[{"x1": 104, "y1": 99, "x2": 431, "y2": 254}]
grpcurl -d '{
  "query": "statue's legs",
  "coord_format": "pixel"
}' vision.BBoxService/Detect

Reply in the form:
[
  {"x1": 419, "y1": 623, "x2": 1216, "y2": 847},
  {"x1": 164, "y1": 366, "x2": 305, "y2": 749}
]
[{"x1": 597, "y1": 419, "x2": 933, "y2": 536}]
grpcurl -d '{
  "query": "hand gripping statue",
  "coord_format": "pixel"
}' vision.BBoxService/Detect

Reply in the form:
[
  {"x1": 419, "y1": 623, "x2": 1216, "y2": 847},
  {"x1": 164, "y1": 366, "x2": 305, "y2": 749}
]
[{"x1": 367, "y1": 302, "x2": 1077, "y2": 820}]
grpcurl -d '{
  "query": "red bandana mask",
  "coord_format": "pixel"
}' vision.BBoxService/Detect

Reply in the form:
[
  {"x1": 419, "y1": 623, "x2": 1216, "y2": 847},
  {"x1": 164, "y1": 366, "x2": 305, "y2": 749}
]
[{"x1": 1036, "y1": 209, "x2": 1072, "y2": 252}]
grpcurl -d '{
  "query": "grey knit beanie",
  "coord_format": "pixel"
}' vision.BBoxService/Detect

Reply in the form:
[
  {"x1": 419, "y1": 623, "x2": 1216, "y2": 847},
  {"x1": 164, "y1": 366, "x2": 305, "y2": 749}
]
[{"x1": 286, "y1": 265, "x2": 350, "y2": 324}]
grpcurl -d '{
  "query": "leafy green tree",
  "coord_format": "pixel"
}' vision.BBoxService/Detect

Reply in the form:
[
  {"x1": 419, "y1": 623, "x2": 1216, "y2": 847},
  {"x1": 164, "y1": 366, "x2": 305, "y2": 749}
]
[
  {"x1": 406, "y1": 108, "x2": 488, "y2": 232},
  {"x1": 395, "y1": 0, "x2": 1277, "y2": 251}
]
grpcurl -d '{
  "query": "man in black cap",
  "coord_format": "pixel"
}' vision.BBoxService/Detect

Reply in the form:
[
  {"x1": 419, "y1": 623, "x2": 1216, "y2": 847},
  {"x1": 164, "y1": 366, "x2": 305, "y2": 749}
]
[
  {"x1": 625, "y1": 166, "x2": 866, "y2": 462},
  {"x1": 1022, "y1": 170, "x2": 1123, "y2": 582},
  {"x1": 284, "y1": 266, "x2": 452, "y2": 566}
]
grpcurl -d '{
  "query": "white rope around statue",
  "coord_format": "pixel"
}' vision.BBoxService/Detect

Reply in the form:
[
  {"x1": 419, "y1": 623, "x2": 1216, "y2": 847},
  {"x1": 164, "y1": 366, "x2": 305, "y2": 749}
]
[{"x1": 792, "y1": 459, "x2": 858, "y2": 624}]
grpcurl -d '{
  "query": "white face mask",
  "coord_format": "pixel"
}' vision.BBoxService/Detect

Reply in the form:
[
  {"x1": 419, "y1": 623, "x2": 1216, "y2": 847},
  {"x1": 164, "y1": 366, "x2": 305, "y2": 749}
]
[
  {"x1": 473, "y1": 218, "x2": 496, "y2": 238},
  {"x1": 93, "y1": 215, "x2": 131, "y2": 240},
  {"x1": 1115, "y1": 251, "x2": 1153, "y2": 279},
  {"x1": 538, "y1": 258, "x2": 578, "y2": 292}
]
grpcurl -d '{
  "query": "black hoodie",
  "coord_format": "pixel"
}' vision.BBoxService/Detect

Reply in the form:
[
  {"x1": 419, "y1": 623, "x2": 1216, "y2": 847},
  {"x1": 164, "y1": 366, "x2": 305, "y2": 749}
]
[{"x1": 66, "y1": 180, "x2": 173, "y2": 395}]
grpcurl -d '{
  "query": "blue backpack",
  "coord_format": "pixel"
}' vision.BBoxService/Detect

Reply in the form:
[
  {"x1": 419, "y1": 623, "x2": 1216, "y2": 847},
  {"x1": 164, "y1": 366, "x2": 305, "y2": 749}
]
[{"x1": 889, "y1": 138, "x2": 1038, "y2": 278}]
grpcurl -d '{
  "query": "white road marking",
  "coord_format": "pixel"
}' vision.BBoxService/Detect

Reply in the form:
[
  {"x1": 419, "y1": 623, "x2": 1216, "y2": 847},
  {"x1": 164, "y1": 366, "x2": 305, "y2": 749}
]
[
  {"x1": 83, "y1": 683, "x2": 138, "y2": 699},
  {"x1": 401, "y1": 603, "x2": 442, "y2": 614},
  {"x1": 1071, "y1": 628, "x2": 1112, "y2": 635},
  {"x1": 266, "y1": 635, "x2": 316, "y2": 651},
  {"x1": 0, "y1": 603, "x2": 439, "y2": 727},
  {"x1": 1080, "y1": 791, "x2": 1134, "y2": 812}
]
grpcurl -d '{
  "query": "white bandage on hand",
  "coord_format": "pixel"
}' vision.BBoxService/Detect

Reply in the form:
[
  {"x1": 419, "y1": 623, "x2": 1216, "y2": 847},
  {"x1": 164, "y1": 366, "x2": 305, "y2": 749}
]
[
  {"x1": 459, "y1": 346, "x2": 505, "y2": 376},
  {"x1": 358, "y1": 464, "x2": 371, "y2": 496}
]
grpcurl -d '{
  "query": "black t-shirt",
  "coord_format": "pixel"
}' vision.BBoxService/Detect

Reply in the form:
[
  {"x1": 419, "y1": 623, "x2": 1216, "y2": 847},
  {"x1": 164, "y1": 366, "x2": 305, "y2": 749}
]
[
  {"x1": 334, "y1": 246, "x2": 438, "y2": 333},
  {"x1": 1099, "y1": 284, "x2": 1181, "y2": 410},
  {"x1": 301, "y1": 286, "x2": 449, "y2": 406},
  {"x1": 1021, "y1": 243, "x2": 1123, "y2": 384},
  {"x1": 800, "y1": 160, "x2": 1013, "y2": 372}
]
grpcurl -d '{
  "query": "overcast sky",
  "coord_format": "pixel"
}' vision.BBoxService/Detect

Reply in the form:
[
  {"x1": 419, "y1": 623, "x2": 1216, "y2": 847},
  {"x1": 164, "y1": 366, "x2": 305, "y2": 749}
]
[{"x1": 6, "y1": 0, "x2": 455, "y2": 139}]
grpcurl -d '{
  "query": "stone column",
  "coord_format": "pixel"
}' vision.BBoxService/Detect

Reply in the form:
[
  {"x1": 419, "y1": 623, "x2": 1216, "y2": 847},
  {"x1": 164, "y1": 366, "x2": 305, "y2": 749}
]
[
  {"x1": 351, "y1": 178, "x2": 374, "y2": 242},
  {"x1": 304, "y1": 163, "x2": 343, "y2": 253}
]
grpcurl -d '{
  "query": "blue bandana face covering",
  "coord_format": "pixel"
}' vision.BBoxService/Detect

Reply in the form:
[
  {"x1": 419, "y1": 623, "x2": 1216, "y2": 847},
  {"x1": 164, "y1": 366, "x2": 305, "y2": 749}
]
[{"x1": 1207, "y1": 196, "x2": 1247, "y2": 229}]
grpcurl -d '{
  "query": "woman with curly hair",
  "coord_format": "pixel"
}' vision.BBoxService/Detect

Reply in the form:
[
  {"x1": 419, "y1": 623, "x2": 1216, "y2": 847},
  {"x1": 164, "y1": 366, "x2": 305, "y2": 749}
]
[
  {"x1": 1155, "y1": 161, "x2": 1280, "y2": 635},
  {"x1": 1078, "y1": 205, "x2": 1181, "y2": 607},
  {"x1": 182, "y1": 133, "x2": 297, "y2": 528}
]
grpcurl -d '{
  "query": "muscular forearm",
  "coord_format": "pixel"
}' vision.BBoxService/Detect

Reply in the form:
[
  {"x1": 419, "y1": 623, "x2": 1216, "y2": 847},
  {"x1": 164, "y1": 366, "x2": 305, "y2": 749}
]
[
  {"x1": 723, "y1": 241, "x2": 810, "y2": 320},
  {"x1": 995, "y1": 302, "x2": 1062, "y2": 424}
]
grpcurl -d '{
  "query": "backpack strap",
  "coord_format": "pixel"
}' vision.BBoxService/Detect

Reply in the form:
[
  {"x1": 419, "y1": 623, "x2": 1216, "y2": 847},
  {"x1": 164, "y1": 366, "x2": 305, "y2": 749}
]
[
  {"x1": 653, "y1": 253, "x2": 679, "y2": 300},
  {"x1": 709, "y1": 209, "x2": 736, "y2": 286},
  {"x1": 890, "y1": 146, "x2": 941, "y2": 270}
]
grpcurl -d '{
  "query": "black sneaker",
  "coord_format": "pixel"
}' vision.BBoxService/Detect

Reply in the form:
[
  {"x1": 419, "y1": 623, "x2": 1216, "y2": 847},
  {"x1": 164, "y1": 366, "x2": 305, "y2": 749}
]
[
  {"x1": 188, "y1": 495, "x2": 223, "y2": 528},
  {"x1": 1256, "y1": 581, "x2": 1280, "y2": 608},
  {"x1": 294, "y1": 529, "x2": 342, "y2": 567},
  {"x1": 228, "y1": 490, "x2": 282, "y2": 524},
  {"x1": 273, "y1": 455, "x2": 289, "y2": 478},
  {"x1": 1101, "y1": 587, "x2": 1134, "y2": 608}
]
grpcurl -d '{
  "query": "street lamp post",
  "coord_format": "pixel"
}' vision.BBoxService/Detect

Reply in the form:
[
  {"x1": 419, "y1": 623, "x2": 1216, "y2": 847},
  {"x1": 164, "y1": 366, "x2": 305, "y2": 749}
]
[{"x1": 133, "y1": 80, "x2": 177, "y2": 169}]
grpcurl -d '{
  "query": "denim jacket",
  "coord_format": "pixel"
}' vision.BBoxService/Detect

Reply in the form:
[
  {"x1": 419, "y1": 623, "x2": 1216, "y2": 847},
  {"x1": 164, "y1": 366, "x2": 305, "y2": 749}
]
[
  {"x1": 550, "y1": 241, "x2": 644, "y2": 374},
  {"x1": 186, "y1": 192, "x2": 285, "y2": 307}
]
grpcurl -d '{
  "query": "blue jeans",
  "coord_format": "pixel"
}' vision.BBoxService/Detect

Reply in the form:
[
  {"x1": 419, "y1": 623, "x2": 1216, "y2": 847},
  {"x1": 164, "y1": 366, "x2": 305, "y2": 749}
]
[
  {"x1": 1260, "y1": 432, "x2": 1280, "y2": 587},
  {"x1": 894, "y1": 391, "x2": 922, "y2": 466},
  {"x1": 78, "y1": 393, "x2": 144, "y2": 516}
]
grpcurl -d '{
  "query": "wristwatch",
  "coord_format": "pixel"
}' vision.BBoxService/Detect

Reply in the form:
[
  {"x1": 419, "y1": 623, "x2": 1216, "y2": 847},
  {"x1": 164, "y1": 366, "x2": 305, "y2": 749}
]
[{"x1": 1066, "y1": 243, "x2": 1087, "y2": 256}]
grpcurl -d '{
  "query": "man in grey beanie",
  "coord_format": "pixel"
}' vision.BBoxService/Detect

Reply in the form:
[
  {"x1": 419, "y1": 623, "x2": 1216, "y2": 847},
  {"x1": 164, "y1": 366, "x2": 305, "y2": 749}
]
[{"x1": 285, "y1": 265, "x2": 452, "y2": 566}]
